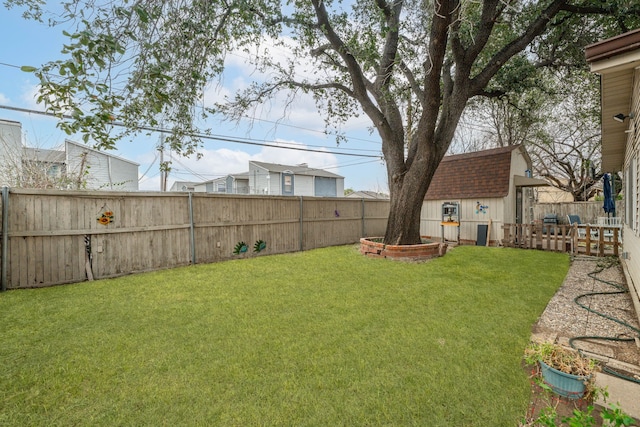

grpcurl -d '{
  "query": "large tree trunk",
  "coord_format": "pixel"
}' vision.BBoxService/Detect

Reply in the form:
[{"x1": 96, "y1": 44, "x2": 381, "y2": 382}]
[
  {"x1": 383, "y1": 145, "x2": 445, "y2": 245},
  {"x1": 384, "y1": 179, "x2": 427, "y2": 245}
]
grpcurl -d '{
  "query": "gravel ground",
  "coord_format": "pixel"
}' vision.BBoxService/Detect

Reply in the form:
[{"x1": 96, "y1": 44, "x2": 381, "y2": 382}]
[{"x1": 532, "y1": 256, "x2": 640, "y2": 374}]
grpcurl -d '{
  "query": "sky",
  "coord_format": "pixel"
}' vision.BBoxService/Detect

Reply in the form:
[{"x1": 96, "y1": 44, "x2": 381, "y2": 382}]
[{"x1": 0, "y1": 5, "x2": 388, "y2": 193}]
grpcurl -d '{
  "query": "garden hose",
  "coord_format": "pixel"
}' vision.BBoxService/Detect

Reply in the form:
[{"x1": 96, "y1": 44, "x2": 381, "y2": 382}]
[{"x1": 568, "y1": 257, "x2": 640, "y2": 384}]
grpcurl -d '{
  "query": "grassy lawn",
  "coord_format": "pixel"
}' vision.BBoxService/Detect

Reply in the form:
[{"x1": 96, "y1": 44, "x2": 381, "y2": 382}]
[{"x1": 0, "y1": 245, "x2": 569, "y2": 426}]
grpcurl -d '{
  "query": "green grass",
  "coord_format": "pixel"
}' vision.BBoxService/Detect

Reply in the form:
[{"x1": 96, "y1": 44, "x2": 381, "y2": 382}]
[{"x1": 0, "y1": 245, "x2": 569, "y2": 426}]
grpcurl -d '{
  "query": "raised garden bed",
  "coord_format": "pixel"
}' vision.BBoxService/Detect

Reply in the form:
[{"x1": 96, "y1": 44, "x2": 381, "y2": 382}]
[{"x1": 359, "y1": 237, "x2": 445, "y2": 261}]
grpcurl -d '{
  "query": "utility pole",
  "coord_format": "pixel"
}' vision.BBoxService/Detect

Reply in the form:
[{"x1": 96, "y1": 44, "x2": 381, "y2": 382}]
[{"x1": 159, "y1": 134, "x2": 167, "y2": 192}]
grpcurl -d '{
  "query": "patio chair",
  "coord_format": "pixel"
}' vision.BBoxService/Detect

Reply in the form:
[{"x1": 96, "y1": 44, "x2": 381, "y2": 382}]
[
  {"x1": 597, "y1": 217, "x2": 623, "y2": 241},
  {"x1": 567, "y1": 215, "x2": 592, "y2": 239}
]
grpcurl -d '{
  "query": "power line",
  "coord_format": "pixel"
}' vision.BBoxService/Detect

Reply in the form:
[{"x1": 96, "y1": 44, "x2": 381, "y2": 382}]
[
  {"x1": 170, "y1": 157, "x2": 211, "y2": 181},
  {"x1": 137, "y1": 150, "x2": 159, "y2": 182},
  {"x1": 0, "y1": 104, "x2": 383, "y2": 159},
  {"x1": 234, "y1": 114, "x2": 381, "y2": 145},
  {"x1": 165, "y1": 158, "x2": 382, "y2": 181},
  {"x1": 0, "y1": 62, "x2": 22, "y2": 69}
]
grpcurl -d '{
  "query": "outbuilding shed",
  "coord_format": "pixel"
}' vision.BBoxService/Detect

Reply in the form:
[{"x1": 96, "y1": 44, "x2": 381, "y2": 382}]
[{"x1": 420, "y1": 145, "x2": 547, "y2": 245}]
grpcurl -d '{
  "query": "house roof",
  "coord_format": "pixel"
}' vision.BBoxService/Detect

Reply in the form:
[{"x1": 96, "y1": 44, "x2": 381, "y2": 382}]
[
  {"x1": 23, "y1": 147, "x2": 66, "y2": 163},
  {"x1": 585, "y1": 29, "x2": 640, "y2": 172},
  {"x1": 169, "y1": 180, "x2": 199, "y2": 191},
  {"x1": 196, "y1": 172, "x2": 250, "y2": 186},
  {"x1": 250, "y1": 161, "x2": 343, "y2": 179},
  {"x1": 424, "y1": 145, "x2": 525, "y2": 200},
  {"x1": 66, "y1": 140, "x2": 140, "y2": 166},
  {"x1": 346, "y1": 190, "x2": 389, "y2": 199},
  {"x1": 0, "y1": 119, "x2": 21, "y2": 126},
  {"x1": 229, "y1": 172, "x2": 249, "y2": 180}
]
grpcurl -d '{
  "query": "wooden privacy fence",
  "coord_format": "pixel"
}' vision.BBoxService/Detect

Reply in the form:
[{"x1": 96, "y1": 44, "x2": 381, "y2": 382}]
[
  {"x1": 532, "y1": 201, "x2": 625, "y2": 225},
  {"x1": 0, "y1": 188, "x2": 390, "y2": 289},
  {"x1": 502, "y1": 223, "x2": 622, "y2": 257}
]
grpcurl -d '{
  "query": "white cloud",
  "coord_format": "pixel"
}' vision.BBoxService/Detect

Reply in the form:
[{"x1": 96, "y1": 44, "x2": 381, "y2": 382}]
[{"x1": 19, "y1": 83, "x2": 42, "y2": 110}]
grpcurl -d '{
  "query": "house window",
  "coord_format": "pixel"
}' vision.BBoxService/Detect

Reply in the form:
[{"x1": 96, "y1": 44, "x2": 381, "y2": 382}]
[
  {"x1": 217, "y1": 182, "x2": 226, "y2": 193},
  {"x1": 282, "y1": 172, "x2": 294, "y2": 195},
  {"x1": 314, "y1": 176, "x2": 337, "y2": 197},
  {"x1": 47, "y1": 164, "x2": 60, "y2": 178}
]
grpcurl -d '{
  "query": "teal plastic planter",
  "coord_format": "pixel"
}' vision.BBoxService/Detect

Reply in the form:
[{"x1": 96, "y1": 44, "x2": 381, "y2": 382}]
[{"x1": 539, "y1": 360, "x2": 588, "y2": 400}]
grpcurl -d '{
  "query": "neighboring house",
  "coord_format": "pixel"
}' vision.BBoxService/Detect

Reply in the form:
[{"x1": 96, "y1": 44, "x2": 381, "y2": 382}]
[
  {"x1": 420, "y1": 145, "x2": 548, "y2": 245},
  {"x1": 248, "y1": 161, "x2": 344, "y2": 197},
  {"x1": 225, "y1": 172, "x2": 250, "y2": 194},
  {"x1": 535, "y1": 183, "x2": 576, "y2": 203},
  {"x1": 0, "y1": 119, "x2": 24, "y2": 187},
  {"x1": 0, "y1": 119, "x2": 139, "y2": 190},
  {"x1": 65, "y1": 140, "x2": 139, "y2": 191},
  {"x1": 192, "y1": 173, "x2": 250, "y2": 194},
  {"x1": 346, "y1": 190, "x2": 390, "y2": 199},
  {"x1": 586, "y1": 29, "x2": 640, "y2": 320},
  {"x1": 169, "y1": 181, "x2": 198, "y2": 192},
  {"x1": 21, "y1": 146, "x2": 67, "y2": 186},
  {"x1": 193, "y1": 177, "x2": 228, "y2": 193},
  {"x1": 175, "y1": 161, "x2": 344, "y2": 197}
]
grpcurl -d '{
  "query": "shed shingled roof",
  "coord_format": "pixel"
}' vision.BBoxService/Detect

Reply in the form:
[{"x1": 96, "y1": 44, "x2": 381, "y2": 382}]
[{"x1": 424, "y1": 145, "x2": 520, "y2": 200}]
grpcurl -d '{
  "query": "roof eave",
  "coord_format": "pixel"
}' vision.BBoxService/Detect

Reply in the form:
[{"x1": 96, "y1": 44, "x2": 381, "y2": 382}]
[{"x1": 586, "y1": 30, "x2": 640, "y2": 173}]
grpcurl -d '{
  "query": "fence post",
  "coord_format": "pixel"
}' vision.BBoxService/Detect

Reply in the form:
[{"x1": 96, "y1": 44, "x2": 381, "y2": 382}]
[
  {"x1": 188, "y1": 192, "x2": 196, "y2": 264},
  {"x1": 299, "y1": 196, "x2": 304, "y2": 252},
  {"x1": 361, "y1": 199, "x2": 365, "y2": 238},
  {"x1": 1, "y1": 187, "x2": 8, "y2": 291}
]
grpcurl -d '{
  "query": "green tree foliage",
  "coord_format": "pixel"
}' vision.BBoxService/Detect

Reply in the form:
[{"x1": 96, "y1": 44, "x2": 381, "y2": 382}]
[
  {"x1": 7, "y1": 0, "x2": 640, "y2": 243},
  {"x1": 451, "y1": 4, "x2": 639, "y2": 202},
  {"x1": 456, "y1": 67, "x2": 603, "y2": 201}
]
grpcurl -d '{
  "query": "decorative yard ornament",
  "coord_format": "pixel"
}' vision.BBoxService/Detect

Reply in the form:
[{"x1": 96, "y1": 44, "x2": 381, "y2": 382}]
[
  {"x1": 233, "y1": 241, "x2": 248, "y2": 255},
  {"x1": 475, "y1": 202, "x2": 489, "y2": 215},
  {"x1": 96, "y1": 206, "x2": 114, "y2": 225},
  {"x1": 253, "y1": 240, "x2": 267, "y2": 252}
]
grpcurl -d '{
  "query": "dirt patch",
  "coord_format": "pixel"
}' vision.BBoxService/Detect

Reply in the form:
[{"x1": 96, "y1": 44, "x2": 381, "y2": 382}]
[{"x1": 522, "y1": 370, "x2": 607, "y2": 426}]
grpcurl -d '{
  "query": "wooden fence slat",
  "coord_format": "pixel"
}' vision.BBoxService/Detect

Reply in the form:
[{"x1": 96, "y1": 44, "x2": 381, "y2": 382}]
[
  {"x1": 2, "y1": 191, "x2": 390, "y2": 289},
  {"x1": 502, "y1": 223, "x2": 622, "y2": 257}
]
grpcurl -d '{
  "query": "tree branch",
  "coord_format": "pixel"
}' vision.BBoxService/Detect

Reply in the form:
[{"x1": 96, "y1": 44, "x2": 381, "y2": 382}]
[
  {"x1": 469, "y1": 0, "x2": 568, "y2": 96},
  {"x1": 311, "y1": 0, "x2": 386, "y2": 129},
  {"x1": 373, "y1": 0, "x2": 403, "y2": 91},
  {"x1": 398, "y1": 60, "x2": 425, "y2": 107}
]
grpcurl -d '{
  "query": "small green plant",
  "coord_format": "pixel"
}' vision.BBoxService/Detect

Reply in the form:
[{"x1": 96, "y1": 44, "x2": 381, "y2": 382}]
[
  {"x1": 601, "y1": 403, "x2": 636, "y2": 427},
  {"x1": 562, "y1": 406, "x2": 595, "y2": 427},
  {"x1": 536, "y1": 406, "x2": 560, "y2": 427},
  {"x1": 531, "y1": 399, "x2": 636, "y2": 426}
]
